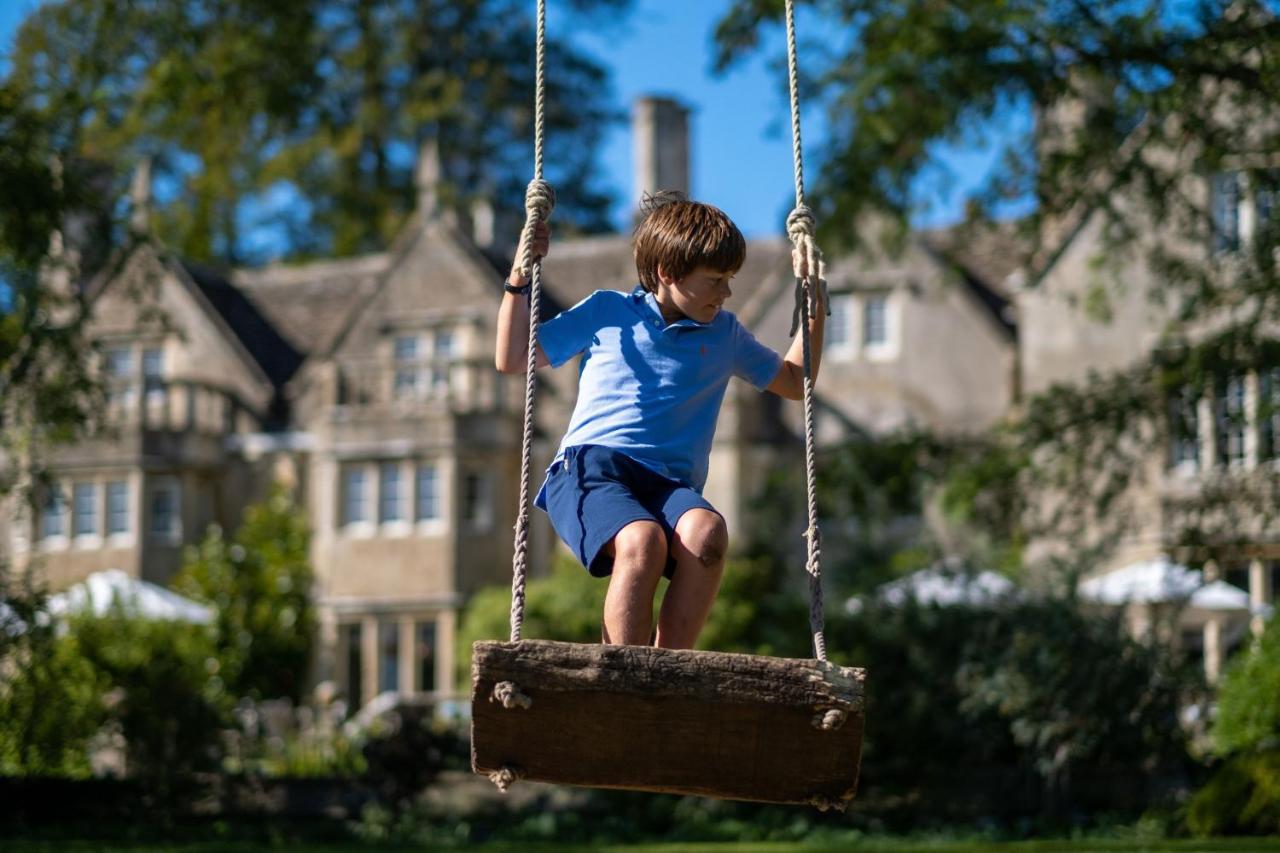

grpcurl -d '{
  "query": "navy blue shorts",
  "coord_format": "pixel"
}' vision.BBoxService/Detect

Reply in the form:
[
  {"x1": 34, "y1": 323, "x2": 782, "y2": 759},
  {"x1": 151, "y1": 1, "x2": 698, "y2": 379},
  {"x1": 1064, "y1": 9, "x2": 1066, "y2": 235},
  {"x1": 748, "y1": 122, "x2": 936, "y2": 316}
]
[{"x1": 538, "y1": 445, "x2": 718, "y2": 578}]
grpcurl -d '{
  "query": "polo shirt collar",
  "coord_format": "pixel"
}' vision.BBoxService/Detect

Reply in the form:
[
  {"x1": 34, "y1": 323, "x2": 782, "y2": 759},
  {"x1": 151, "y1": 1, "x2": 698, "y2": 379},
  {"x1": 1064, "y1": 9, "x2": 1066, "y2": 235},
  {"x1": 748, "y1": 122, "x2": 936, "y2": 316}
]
[{"x1": 630, "y1": 284, "x2": 712, "y2": 330}]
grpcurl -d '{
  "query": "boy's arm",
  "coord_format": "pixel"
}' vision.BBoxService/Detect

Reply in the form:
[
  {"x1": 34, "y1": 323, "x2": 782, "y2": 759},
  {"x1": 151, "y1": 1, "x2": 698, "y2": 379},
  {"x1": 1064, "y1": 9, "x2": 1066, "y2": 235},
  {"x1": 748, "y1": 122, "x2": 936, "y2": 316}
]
[
  {"x1": 765, "y1": 285, "x2": 825, "y2": 401},
  {"x1": 495, "y1": 223, "x2": 551, "y2": 374}
]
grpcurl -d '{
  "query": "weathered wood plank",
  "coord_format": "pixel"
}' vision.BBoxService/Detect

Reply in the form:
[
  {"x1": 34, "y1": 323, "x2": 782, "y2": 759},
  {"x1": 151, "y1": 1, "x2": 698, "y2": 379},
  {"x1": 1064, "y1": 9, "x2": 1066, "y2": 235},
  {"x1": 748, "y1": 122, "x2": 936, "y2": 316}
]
[{"x1": 470, "y1": 640, "x2": 867, "y2": 807}]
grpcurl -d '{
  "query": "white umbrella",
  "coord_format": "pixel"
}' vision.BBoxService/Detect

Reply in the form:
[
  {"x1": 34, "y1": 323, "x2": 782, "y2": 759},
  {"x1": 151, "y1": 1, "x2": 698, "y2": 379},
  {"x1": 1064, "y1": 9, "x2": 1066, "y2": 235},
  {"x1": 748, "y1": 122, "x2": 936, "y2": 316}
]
[
  {"x1": 1189, "y1": 580, "x2": 1252, "y2": 612},
  {"x1": 846, "y1": 561, "x2": 1016, "y2": 613},
  {"x1": 1078, "y1": 556, "x2": 1203, "y2": 605},
  {"x1": 46, "y1": 569, "x2": 214, "y2": 624}
]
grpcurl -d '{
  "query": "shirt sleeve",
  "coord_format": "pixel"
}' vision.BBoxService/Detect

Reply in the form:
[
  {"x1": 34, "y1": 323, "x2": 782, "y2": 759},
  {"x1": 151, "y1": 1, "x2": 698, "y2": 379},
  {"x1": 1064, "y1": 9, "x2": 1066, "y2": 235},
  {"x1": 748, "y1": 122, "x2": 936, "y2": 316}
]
[
  {"x1": 731, "y1": 315, "x2": 784, "y2": 390},
  {"x1": 536, "y1": 291, "x2": 603, "y2": 368}
]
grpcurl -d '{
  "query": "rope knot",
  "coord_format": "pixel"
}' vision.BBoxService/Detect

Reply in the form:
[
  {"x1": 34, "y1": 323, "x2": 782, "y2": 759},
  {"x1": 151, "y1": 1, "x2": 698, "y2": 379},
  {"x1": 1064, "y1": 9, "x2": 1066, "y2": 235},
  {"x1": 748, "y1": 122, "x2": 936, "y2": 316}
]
[
  {"x1": 813, "y1": 707, "x2": 847, "y2": 731},
  {"x1": 492, "y1": 681, "x2": 532, "y2": 710},
  {"x1": 786, "y1": 205, "x2": 829, "y2": 336},
  {"x1": 786, "y1": 204, "x2": 816, "y2": 241},
  {"x1": 524, "y1": 179, "x2": 556, "y2": 222},
  {"x1": 488, "y1": 765, "x2": 522, "y2": 792}
]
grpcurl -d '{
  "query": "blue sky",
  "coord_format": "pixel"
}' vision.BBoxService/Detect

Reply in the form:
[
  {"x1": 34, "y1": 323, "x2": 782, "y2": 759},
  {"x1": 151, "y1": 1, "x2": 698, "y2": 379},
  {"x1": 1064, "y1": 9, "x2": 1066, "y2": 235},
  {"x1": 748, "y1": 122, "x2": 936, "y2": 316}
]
[{"x1": 0, "y1": 0, "x2": 1010, "y2": 245}]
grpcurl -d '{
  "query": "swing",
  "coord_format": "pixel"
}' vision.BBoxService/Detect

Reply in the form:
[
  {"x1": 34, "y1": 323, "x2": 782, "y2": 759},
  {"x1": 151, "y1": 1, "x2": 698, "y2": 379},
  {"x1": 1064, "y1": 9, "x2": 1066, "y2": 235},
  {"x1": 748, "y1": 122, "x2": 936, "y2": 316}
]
[{"x1": 470, "y1": 0, "x2": 866, "y2": 809}]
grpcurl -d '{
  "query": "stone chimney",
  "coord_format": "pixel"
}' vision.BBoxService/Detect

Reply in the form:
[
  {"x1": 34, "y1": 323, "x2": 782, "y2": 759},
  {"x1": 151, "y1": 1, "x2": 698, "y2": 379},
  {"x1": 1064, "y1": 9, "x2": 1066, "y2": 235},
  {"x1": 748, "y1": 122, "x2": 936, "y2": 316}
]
[
  {"x1": 415, "y1": 137, "x2": 441, "y2": 221},
  {"x1": 632, "y1": 96, "x2": 691, "y2": 209},
  {"x1": 471, "y1": 196, "x2": 495, "y2": 249},
  {"x1": 128, "y1": 157, "x2": 153, "y2": 237}
]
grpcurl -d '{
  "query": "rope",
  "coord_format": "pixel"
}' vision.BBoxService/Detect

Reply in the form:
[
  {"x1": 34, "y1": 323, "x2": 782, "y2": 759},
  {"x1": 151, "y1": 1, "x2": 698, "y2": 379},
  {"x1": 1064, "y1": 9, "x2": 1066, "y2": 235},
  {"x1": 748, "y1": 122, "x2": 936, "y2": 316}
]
[
  {"x1": 509, "y1": 0, "x2": 554, "y2": 643},
  {"x1": 783, "y1": 0, "x2": 831, "y2": 663}
]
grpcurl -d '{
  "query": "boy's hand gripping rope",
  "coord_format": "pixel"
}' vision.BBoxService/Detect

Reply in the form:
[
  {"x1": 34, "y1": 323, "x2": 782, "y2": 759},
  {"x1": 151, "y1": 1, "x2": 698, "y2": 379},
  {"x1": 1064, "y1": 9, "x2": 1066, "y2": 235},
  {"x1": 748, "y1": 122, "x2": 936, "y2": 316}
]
[
  {"x1": 509, "y1": 0, "x2": 553, "y2": 643},
  {"x1": 783, "y1": 0, "x2": 835, "y2": 670}
]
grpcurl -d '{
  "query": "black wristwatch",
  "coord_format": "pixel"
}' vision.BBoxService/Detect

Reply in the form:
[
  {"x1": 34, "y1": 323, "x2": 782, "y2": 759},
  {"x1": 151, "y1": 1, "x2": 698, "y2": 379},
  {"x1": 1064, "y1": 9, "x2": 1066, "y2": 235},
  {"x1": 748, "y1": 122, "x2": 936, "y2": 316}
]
[{"x1": 503, "y1": 279, "x2": 532, "y2": 296}]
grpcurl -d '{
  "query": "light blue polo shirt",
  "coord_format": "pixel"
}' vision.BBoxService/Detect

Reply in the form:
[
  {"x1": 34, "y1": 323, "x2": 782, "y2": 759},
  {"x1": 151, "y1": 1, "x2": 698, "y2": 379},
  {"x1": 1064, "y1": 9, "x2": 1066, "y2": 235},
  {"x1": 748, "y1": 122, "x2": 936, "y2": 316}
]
[{"x1": 535, "y1": 285, "x2": 782, "y2": 499}]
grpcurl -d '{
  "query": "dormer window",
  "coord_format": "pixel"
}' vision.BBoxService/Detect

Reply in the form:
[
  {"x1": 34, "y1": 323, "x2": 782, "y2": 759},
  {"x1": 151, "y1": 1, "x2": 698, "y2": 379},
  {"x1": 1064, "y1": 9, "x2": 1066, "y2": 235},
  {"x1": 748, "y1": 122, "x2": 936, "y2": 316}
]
[
  {"x1": 142, "y1": 347, "x2": 165, "y2": 401},
  {"x1": 105, "y1": 346, "x2": 135, "y2": 406},
  {"x1": 1210, "y1": 169, "x2": 1280, "y2": 254},
  {"x1": 391, "y1": 328, "x2": 459, "y2": 401},
  {"x1": 1211, "y1": 172, "x2": 1241, "y2": 254},
  {"x1": 393, "y1": 335, "x2": 421, "y2": 400}
]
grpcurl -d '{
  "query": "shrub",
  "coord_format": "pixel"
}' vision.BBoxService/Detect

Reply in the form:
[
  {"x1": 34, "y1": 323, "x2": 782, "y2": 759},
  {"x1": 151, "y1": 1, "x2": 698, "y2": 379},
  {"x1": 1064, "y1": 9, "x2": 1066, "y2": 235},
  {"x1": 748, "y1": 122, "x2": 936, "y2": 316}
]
[
  {"x1": 174, "y1": 484, "x2": 315, "y2": 703},
  {"x1": 69, "y1": 610, "x2": 225, "y2": 809},
  {"x1": 0, "y1": 570, "x2": 106, "y2": 777}
]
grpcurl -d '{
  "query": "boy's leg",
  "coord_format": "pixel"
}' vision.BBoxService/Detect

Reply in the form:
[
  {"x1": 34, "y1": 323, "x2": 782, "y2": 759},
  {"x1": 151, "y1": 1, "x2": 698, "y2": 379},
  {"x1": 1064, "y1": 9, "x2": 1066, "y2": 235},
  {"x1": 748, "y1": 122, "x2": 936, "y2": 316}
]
[
  {"x1": 655, "y1": 509, "x2": 727, "y2": 650},
  {"x1": 602, "y1": 519, "x2": 667, "y2": 645}
]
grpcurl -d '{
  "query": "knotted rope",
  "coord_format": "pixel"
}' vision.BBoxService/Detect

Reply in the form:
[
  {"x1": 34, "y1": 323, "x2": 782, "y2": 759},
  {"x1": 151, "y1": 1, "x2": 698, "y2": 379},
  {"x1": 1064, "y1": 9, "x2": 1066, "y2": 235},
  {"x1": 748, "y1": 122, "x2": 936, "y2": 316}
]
[
  {"x1": 509, "y1": 0, "x2": 554, "y2": 644},
  {"x1": 783, "y1": 0, "x2": 831, "y2": 663}
]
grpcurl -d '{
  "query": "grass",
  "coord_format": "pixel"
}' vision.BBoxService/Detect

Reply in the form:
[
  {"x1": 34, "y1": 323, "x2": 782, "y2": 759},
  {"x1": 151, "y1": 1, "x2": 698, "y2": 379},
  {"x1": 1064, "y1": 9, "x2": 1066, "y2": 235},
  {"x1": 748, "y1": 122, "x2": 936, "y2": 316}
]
[{"x1": 7, "y1": 840, "x2": 1280, "y2": 852}]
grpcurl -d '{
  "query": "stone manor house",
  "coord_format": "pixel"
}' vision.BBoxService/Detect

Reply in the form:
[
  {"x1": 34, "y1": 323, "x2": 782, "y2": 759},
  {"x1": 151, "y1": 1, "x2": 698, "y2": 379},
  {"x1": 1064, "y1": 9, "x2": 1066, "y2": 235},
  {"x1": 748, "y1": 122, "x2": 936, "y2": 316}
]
[{"x1": 4, "y1": 96, "x2": 1277, "y2": 706}]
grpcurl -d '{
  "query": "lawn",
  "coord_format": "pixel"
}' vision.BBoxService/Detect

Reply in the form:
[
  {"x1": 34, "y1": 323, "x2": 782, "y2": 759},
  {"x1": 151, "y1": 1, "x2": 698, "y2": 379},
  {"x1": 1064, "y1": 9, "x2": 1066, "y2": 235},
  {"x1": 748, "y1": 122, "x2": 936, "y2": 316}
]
[{"x1": 8, "y1": 840, "x2": 1280, "y2": 852}]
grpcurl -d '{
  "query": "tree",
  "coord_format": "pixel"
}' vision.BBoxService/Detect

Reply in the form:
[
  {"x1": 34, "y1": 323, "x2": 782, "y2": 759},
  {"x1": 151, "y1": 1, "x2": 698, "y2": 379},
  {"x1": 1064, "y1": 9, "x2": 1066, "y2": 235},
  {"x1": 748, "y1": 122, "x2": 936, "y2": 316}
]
[
  {"x1": 716, "y1": 0, "x2": 1280, "y2": 574},
  {"x1": 70, "y1": 610, "x2": 225, "y2": 812},
  {"x1": 4, "y1": 0, "x2": 633, "y2": 266},
  {"x1": 173, "y1": 484, "x2": 315, "y2": 703},
  {"x1": 0, "y1": 570, "x2": 107, "y2": 778}
]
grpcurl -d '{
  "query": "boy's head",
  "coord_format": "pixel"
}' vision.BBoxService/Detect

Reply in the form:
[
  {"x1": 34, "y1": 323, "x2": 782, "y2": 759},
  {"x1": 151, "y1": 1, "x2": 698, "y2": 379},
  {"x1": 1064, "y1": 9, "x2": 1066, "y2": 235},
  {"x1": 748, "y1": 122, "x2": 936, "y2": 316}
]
[{"x1": 633, "y1": 191, "x2": 746, "y2": 293}]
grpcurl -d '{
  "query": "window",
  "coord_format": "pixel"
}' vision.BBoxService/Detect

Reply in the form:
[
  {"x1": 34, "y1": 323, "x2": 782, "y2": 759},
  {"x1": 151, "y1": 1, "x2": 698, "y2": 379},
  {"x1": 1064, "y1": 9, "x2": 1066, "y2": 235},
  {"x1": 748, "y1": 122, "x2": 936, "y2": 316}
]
[
  {"x1": 1211, "y1": 172, "x2": 1241, "y2": 253},
  {"x1": 1216, "y1": 375, "x2": 1247, "y2": 468},
  {"x1": 378, "y1": 621, "x2": 399, "y2": 695},
  {"x1": 431, "y1": 329, "x2": 457, "y2": 397},
  {"x1": 379, "y1": 462, "x2": 404, "y2": 523},
  {"x1": 393, "y1": 335, "x2": 420, "y2": 400},
  {"x1": 1254, "y1": 169, "x2": 1279, "y2": 249},
  {"x1": 827, "y1": 293, "x2": 853, "y2": 354},
  {"x1": 416, "y1": 620, "x2": 437, "y2": 692},
  {"x1": 149, "y1": 480, "x2": 181, "y2": 540},
  {"x1": 41, "y1": 486, "x2": 66, "y2": 540},
  {"x1": 344, "y1": 467, "x2": 369, "y2": 525},
  {"x1": 433, "y1": 329, "x2": 456, "y2": 360},
  {"x1": 415, "y1": 464, "x2": 439, "y2": 522},
  {"x1": 341, "y1": 624, "x2": 363, "y2": 710},
  {"x1": 142, "y1": 347, "x2": 165, "y2": 401},
  {"x1": 863, "y1": 294, "x2": 888, "y2": 349},
  {"x1": 462, "y1": 471, "x2": 493, "y2": 531},
  {"x1": 1260, "y1": 368, "x2": 1280, "y2": 462},
  {"x1": 106, "y1": 481, "x2": 129, "y2": 536},
  {"x1": 73, "y1": 483, "x2": 98, "y2": 538},
  {"x1": 1168, "y1": 386, "x2": 1201, "y2": 472},
  {"x1": 105, "y1": 346, "x2": 135, "y2": 405}
]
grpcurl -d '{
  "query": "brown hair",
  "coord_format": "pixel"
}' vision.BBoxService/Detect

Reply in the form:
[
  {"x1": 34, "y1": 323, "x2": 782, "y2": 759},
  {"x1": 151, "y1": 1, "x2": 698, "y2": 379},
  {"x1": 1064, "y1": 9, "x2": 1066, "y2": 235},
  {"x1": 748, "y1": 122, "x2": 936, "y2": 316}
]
[{"x1": 633, "y1": 191, "x2": 746, "y2": 292}]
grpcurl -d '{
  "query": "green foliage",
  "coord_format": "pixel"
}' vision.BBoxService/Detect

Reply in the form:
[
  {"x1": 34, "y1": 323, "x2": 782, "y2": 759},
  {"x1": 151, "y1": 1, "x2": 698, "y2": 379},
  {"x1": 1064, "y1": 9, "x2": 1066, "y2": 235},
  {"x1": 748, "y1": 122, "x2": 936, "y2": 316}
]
[
  {"x1": 4, "y1": 0, "x2": 633, "y2": 265},
  {"x1": 827, "y1": 596, "x2": 1194, "y2": 812},
  {"x1": 360, "y1": 704, "x2": 462, "y2": 812},
  {"x1": 68, "y1": 610, "x2": 225, "y2": 807},
  {"x1": 1186, "y1": 619, "x2": 1280, "y2": 836},
  {"x1": 173, "y1": 484, "x2": 315, "y2": 703},
  {"x1": 1212, "y1": 617, "x2": 1280, "y2": 757},
  {"x1": 0, "y1": 569, "x2": 106, "y2": 777},
  {"x1": 698, "y1": 555, "x2": 809, "y2": 658},
  {"x1": 1186, "y1": 751, "x2": 1280, "y2": 837},
  {"x1": 956, "y1": 600, "x2": 1193, "y2": 787},
  {"x1": 456, "y1": 553, "x2": 606, "y2": 680}
]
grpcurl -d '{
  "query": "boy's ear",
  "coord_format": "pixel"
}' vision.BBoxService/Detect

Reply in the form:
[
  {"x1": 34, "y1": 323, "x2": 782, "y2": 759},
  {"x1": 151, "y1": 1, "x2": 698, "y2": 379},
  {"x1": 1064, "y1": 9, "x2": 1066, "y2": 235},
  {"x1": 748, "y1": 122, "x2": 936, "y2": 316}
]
[{"x1": 655, "y1": 264, "x2": 675, "y2": 287}]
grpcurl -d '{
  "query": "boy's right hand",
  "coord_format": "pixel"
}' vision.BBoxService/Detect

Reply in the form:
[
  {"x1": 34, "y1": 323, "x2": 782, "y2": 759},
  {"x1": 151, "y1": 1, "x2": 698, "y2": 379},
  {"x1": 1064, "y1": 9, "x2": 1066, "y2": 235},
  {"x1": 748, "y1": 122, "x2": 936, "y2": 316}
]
[{"x1": 510, "y1": 221, "x2": 551, "y2": 283}]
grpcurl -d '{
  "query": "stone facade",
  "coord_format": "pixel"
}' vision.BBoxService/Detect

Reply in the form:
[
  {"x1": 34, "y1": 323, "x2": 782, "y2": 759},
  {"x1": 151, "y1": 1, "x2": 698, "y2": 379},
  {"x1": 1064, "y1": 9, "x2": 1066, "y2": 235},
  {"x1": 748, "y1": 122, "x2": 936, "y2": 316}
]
[{"x1": 22, "y1": 90, "x2": 1270, "y2": 709}]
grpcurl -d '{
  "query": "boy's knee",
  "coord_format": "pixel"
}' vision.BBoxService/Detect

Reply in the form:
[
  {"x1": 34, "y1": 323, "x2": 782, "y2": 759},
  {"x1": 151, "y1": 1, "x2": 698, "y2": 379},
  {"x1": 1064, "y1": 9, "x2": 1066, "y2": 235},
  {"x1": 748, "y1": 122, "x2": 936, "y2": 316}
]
[
  {"x1": 677, "y1": 510, "x2": 728, "y2": 569},
  {"x1": 612, "y1": 520, "x2": 667, "y2": 570}
]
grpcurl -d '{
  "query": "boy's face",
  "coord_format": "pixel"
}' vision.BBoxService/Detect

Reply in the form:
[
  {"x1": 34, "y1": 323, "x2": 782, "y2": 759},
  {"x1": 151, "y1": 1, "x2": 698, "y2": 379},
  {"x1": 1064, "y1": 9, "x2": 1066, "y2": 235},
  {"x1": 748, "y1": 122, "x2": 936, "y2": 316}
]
[{"x1": 655, "y1": 265, "x2": 735, "y2": 324}]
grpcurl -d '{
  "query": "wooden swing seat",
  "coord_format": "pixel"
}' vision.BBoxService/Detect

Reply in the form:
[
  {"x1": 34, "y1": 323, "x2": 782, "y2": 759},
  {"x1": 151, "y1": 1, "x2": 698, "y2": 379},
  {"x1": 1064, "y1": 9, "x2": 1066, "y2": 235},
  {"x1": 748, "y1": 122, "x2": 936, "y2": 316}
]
[{"x1": 470, "y1": 639, "x2": 867, "y2": 808}]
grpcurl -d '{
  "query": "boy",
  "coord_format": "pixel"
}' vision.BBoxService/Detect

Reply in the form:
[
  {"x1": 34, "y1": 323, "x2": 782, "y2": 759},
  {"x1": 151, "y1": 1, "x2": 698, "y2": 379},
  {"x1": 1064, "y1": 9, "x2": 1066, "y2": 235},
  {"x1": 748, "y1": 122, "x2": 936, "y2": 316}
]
[{"x1": 495, "y1": 194, "x2": 824, "y2": 650}]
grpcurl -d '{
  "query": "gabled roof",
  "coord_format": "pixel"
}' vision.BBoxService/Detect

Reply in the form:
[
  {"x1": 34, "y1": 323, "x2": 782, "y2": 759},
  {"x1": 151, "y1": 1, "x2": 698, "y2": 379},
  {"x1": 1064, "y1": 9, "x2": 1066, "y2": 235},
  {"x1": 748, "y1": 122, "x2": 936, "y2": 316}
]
[
  {"x1": 919, "y1": 224, "x2": 1023, "y2": 339},
  {"x1": 86, "y1": 240, "x2": 276, "y2": 395},
  {"x1": 231, "y1": 253, "x2": 390, "y2": 360},
  {"x1": 183, "y1": 262, "x2": 304, "y2": 389}
]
